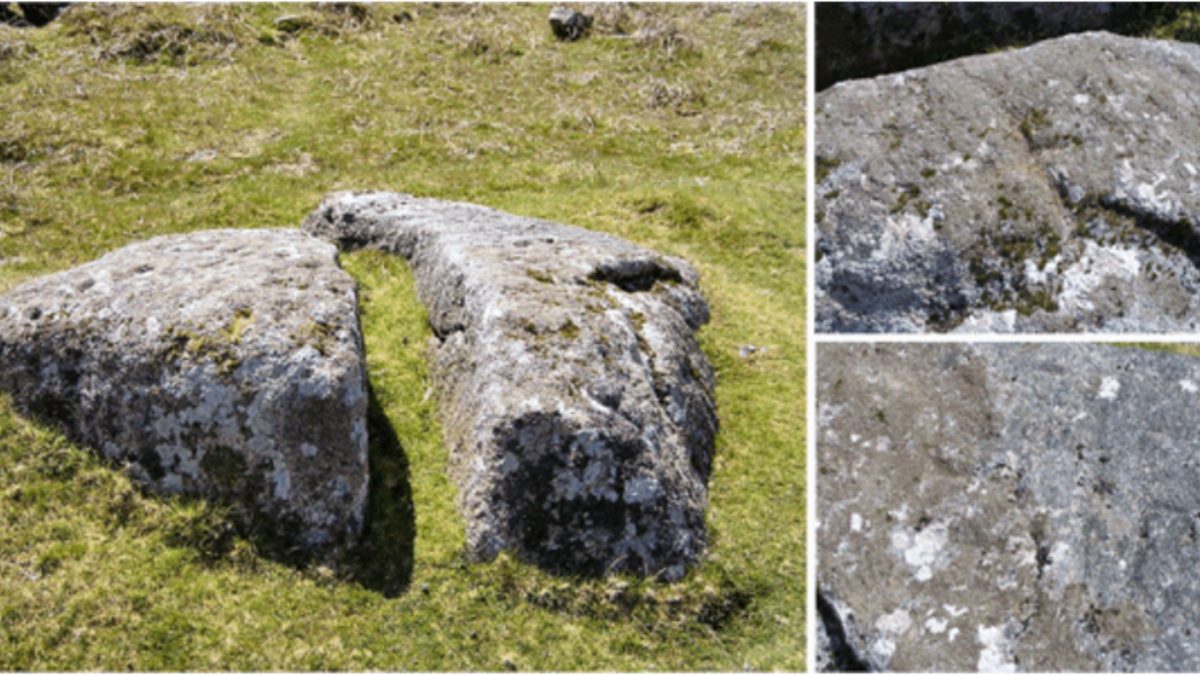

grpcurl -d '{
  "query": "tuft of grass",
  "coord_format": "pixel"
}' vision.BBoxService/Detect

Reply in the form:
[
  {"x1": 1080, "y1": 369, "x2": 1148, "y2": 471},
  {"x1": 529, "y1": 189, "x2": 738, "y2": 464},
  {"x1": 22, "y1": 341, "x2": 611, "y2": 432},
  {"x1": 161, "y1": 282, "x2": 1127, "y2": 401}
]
[
  {"x1": 1125, "y1": 343, "x2": 1200, "y2": 359},
  {"x1": 0, "y1": 3, "x2": 803, "y2": 670},
  {"x1": 57, "y1": 4, "x2": 248, "y2": 65},
  {"x1": 223, "y1": 307, "x2": 254, "y2": 344},
  {"x1": 1147, "y1": 6, "x2": 1200, "y2": 43}
]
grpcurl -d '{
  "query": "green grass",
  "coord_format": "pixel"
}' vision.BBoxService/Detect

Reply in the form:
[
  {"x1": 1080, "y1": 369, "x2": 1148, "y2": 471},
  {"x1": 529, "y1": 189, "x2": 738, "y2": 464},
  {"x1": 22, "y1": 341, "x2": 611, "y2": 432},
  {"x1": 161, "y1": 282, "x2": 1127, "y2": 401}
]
[
  {"x1": 1147, "y1": 5, "x2": 1200, "y2": 42},
  {"x1": 0, "y1": 3, "x2": 804, "y2": 670},
  {"x1": 1126, "y1": 343, "x2": 1200, "y2": 359}
]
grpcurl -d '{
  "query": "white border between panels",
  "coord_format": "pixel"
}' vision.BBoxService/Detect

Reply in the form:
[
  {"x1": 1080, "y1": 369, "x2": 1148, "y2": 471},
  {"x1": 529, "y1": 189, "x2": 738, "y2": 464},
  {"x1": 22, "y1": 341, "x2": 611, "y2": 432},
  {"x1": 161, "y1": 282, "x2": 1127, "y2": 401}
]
[
  {"x1": 813, "y1": 333, "x2": 1200, "y2": 344},
  {"x1": 804, "y1": 1, "x2": 818, "y2": 671}
]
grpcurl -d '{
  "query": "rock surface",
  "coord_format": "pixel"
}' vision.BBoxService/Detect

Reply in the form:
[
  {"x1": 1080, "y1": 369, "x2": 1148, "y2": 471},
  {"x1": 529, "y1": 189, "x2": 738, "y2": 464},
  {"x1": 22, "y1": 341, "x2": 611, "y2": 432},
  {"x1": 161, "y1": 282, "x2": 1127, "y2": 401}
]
[
  {"x1": 818, "y1": 343, "x2": 1200, "y2": 671},
  {"x1": 816, "y1": 3, "x2": 1166, "y2": 90},
  {"x1": 548, "y1": 6, "x2": 591, "y2": 41},
  {"x1": 0, "y1": 229, "x2": 369, "y2": 556},
  {"x1": 303, "y1": 191, "x2": 716, "y2": 579},
  {"x1": 816, "y1": 33, "x2": 1200, "y2": 333}
]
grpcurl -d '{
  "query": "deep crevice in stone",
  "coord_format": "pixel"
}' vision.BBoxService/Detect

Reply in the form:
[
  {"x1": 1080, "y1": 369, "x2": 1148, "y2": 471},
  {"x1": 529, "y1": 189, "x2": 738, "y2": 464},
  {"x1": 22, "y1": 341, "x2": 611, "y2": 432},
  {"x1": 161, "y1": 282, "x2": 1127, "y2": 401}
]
[
  {"x1": 1047, "y1": 169, "x2": 1200, "y2": 271},
  {"x1": 587, "y1": 259, "x2": 682, "y2": 293},
  {"x1": 1097, "y1": 196, "x2": 1200, "y2": 270},
  {"x1": 818, "y1": 590, "x2": 872, "y2": 672}
]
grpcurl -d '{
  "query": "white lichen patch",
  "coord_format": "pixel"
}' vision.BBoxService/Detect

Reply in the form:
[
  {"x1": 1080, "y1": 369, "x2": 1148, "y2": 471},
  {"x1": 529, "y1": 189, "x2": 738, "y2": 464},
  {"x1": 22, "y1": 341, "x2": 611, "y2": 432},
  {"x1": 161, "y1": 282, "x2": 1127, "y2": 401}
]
[
  {"x1": 1056, "y1": 240, "x2": 1142, "y2": 314},
  {"x1": 1098, "y1": 376, "x2": 1121, "y2": 400},
  {"x1": 925, "y1": 617, "x2": 948, "y2": 634},
  {"x1": 873, "y1": 213, "x2": 938, "y2": 262},
  {"x1": 1114, "y1": 160, "x2": 1187, "y2": 221},
  {"x1": 953, "y1": 309, "x2": 1017, "y2": 334},
  {"x1": 1023, "y1": 256, "x2": 1060, "y2": 286},
  {"x1": 851, "y1": 512, "x2": 863, "y2": 532},
  {"x1": 1180, "y1": 379, "x2": 1198, "y2": 393},
  {"x1": 623, "y1": 475, "x2": 661, "y2": 504},
  {"x1": 891, "y1": 521, "x2": 950, "y2": 582},
  {"x1": 976, "y1": 624, "x2": 1017, "y2": 673},
  {"x1": 870, "y1": 608, "x2": 913, "y2": 665},
  {"x1": 877, "y1": 608, "x2": 912, "y2": 634}
]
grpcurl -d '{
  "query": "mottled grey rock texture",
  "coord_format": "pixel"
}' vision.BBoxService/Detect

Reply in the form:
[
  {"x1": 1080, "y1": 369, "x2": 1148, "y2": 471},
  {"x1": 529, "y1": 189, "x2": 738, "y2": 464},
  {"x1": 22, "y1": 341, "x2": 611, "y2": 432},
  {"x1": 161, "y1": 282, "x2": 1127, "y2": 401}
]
[
  {"x1": 303, "y1": 191, "x2": 716, "y2": 579},
  {"x1": 818, "y1": 343, "x2": 1200, "y2": 671},
  {"x1": 816, "y1": 32, "x2": 1200, "y2": 333},
  {"x1": 548, "y1": 6, "x2": 591, "y2": 41},
  {"x1": 0, "y1": 229, "x2": 369, "y2": 556},
  {"x1": 816, "y1": 3, "x2": 1168, "y2": 90}
]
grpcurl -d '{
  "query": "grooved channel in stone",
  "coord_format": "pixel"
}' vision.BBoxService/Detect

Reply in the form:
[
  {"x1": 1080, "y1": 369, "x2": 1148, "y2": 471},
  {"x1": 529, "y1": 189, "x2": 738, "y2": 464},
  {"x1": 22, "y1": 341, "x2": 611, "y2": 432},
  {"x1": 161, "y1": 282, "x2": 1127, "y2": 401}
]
[{"x1": 303, "y1": 191, "x2": 717, "y2": 579}]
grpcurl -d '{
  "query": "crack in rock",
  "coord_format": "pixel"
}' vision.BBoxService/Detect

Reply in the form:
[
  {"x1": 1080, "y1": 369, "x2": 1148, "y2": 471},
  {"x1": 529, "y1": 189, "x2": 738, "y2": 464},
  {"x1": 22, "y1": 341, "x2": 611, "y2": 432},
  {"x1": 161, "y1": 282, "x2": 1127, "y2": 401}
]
[
  {"x1": 818, "y1": 590, "x2": 872, "y2": 672},
  {"x1": 303, "y1": 191, "x2": 717, "y2": 579}
]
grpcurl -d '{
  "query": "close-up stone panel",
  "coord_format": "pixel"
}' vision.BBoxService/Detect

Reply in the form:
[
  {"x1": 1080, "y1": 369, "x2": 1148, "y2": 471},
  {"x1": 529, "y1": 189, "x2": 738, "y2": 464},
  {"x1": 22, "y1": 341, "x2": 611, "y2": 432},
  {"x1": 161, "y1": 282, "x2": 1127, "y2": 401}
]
[
  {"x1": 818, "y1": 343, "x2": 1200, "y2": 671},
  {"x1": 816, "y1": 32, "x2": 1200, "y2": 333}
]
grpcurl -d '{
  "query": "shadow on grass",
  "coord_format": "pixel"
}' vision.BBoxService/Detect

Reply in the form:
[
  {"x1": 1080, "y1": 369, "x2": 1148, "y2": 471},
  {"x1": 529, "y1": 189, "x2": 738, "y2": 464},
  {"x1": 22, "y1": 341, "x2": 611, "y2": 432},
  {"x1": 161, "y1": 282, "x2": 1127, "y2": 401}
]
[{"x1": 338, "y1": 381, "x2": 416, "y2": 597}]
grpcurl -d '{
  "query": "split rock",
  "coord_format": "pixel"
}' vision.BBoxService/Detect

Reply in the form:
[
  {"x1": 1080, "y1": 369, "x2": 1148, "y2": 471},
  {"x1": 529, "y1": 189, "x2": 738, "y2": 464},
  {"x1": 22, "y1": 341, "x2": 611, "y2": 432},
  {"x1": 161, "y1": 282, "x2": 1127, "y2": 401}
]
[
  {"x1": 303, "y1": 192, "x2": 716, "y2": 579},
  {"x1": 819, "y1": 343, "x2": 1200, "y2": 671},
  {"x1": 0, "y1": 229, "x2": 369, "y2": 555},
  {"x1": 816, "y1": 33, "x2": 1200, "y2": 333}
]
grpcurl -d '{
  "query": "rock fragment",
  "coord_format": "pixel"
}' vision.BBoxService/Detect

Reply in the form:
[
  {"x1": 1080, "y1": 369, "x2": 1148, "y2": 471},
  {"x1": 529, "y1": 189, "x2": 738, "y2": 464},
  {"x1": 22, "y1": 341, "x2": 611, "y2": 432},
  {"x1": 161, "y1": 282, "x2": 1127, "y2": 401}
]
[
  {"x1": 303, "y1": 191, "x2": 716, "y2": 579},
  {"x1": 0, "y1": 229, "x2": 369, "y2": 556},
  {"x1": 819, "y1": 343, "x2": 1200, "y2": 670},
  {"x1": 548, "y1": 6, "x2": 591, "y2": 41},
  {"x1": 816, "y1": 33, "x2": 1200, "y2": 333}
]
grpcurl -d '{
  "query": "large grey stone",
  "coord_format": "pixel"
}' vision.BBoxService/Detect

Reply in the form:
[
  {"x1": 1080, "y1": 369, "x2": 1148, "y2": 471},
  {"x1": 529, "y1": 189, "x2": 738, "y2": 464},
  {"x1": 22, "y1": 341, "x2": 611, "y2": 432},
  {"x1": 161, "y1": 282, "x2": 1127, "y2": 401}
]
[
  {"x1": 303, "y1": 191, "x2": 716, "y2": 579},
  {"x1": 0, "y1": 229, "x2": 369, "y2": 555},
  {"x1": 816, "y1": 33, "x2": 1200, "y2": 333},
  {"x1": 818, "y1": 343, "x2": 1200, "y2": 671}
]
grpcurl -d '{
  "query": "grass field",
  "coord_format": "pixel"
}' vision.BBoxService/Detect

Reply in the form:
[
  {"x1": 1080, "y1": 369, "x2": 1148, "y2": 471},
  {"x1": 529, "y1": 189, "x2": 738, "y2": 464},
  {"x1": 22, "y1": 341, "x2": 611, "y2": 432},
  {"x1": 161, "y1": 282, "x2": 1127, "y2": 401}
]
[{"x1": 0, "y1": 3, "x2": 805, "y2": 670}]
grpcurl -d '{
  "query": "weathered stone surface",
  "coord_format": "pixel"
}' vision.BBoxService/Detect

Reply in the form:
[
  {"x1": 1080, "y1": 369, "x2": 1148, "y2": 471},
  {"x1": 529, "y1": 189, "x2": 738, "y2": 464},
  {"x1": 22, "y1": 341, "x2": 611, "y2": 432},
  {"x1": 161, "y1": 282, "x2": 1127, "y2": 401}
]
[
  {"x1": 816, "y1": 33, "x2": 1200, "y2": 333},
  {"x1": 816, "y1": 3, "x2": 1167, "y2": 90},
  {"x1": 548, "y1": 6, "x2": 591, "y2": 41},
  {"x1": 303, "y1": 191, "x2": 716, "y2": 579},
  {"x1": 0, "y1": 229, "x2": 369, "y2": 555},
  {"x1": 818, "y1": 343, "x2": 1200, "y2": 671}
]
